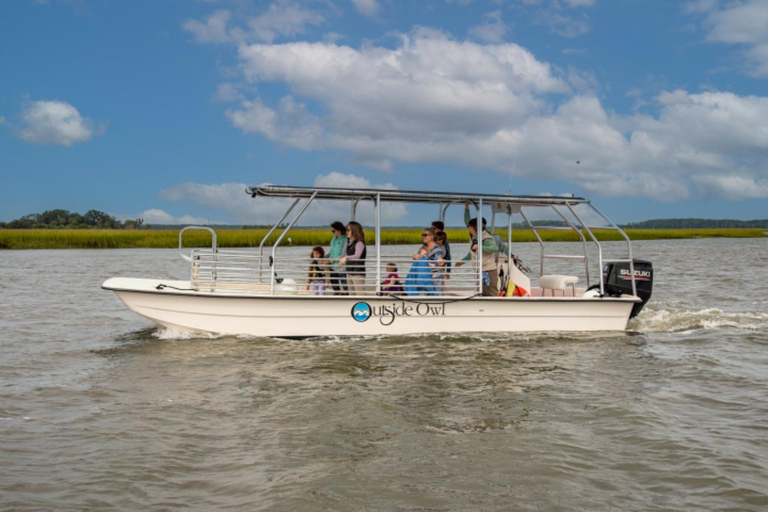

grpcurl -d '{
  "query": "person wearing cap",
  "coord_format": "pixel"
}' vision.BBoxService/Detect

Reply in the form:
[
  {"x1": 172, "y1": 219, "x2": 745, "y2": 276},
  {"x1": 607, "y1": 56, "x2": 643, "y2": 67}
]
[
  {"x1": 455, "y1": 217, "x2": 499, "y2": 296},
  {"x1": 463, "y1": 202, "x2": 509, "y2": 255}
]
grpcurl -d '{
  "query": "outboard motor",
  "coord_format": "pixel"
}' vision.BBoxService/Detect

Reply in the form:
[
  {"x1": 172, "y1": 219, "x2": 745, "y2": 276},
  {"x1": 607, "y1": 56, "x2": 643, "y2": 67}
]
[{"x1": 603, "y1": 259, "x2": 653, "y2": 318}]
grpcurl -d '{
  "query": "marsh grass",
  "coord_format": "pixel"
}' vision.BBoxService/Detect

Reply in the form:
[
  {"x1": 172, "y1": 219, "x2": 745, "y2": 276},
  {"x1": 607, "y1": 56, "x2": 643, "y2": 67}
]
[{"x1": 0, "y1": 227, "x2": 765, "y2": 250}]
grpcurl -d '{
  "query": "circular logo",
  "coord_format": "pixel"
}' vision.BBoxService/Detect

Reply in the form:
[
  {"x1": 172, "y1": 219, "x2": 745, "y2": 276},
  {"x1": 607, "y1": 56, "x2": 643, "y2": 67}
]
[{"x1": 351, "y1": 302, "x2": 371, "y2": 322}]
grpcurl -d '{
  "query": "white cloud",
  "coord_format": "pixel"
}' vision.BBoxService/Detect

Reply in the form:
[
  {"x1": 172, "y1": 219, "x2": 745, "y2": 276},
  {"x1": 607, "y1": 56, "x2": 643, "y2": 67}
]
[
  {"x1": 189, "y1": 21, "x2": 768, "y2": 201},
  {"x1": 469, "y1": 11, "x2": 509, "y2": 43},
  {"x1": 235, "y1": 31, "x2": 567, "y2": 128},
  {"x1": 523, "y1": 0, "x2": 594, "y2": 38},
  {"x1": 226, "y1": 96, "x2": 324, "y2": 151},
  {"x1": 651, "y1": 90, "x2": 768, "y2": 155},
  {"x1": 131, "y1": 209, "x2": 213, "y2": 226},
  {"x1": 183, "y1": 2, "x2": 324, "y2": 45},
  {"x1": 18, "y1": 99, "x2": 102, "y2": 146},
  {"x1": 352, "y1": 0, "x2": 380, "y2": 17},
  {"x1": 689, "y1": 0, "x2": 768, "y2": 77},
  {"x1": 562, "y1": 47, "x2": 587, "y2": 56},
  {"x1": 746, "y1": 43, "x2": 768, "y2": 76},
  {"x1": 705, "y1": 0, "x2": 768, "y2": 44},
  {"x1": 694, "y1": 174, "x2": 768, "y2": 199},
  {"x1": 214, "y1": 82, "x2": 243, "y2": 102},
  {"x1": 159, "y1": 173, "x2": 408, "y2": 225},
  {"x1": 248, "y1": 1, "x2": 324, "y2": 43},
  {"x1": 183, "y1": 10, "x2": 234, "y2": 43},
  {"x1": 534, "y1": 9, "x2": 591, "y2": 38},
  {"x1": 323, "y1": 32, "x2": 344, "y2": 44},
  {"x1": 683, "y1": 0, "x2": 719, "y2": 14}
]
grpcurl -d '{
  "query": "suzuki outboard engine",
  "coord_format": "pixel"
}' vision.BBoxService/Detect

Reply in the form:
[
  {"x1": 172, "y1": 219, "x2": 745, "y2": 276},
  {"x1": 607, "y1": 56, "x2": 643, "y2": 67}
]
[{"x1": 603, "y1": 259, "x2": 653, "y2": 318}]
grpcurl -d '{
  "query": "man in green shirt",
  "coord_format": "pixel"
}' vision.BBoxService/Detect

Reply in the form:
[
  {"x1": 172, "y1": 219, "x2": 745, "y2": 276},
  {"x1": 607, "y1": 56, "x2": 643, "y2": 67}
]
[
  {"x1": 455, "y1": 217, "x2": 499, "y2": 296},
  {"x1": 463, "y1": 202, "x2": 510, "y2": 255}
]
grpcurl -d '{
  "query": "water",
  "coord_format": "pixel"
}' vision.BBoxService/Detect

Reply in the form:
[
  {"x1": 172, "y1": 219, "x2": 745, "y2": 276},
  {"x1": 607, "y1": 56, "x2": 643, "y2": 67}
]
[{"x1": 1, "y1": 239, "x2": 767, "y2": 511}]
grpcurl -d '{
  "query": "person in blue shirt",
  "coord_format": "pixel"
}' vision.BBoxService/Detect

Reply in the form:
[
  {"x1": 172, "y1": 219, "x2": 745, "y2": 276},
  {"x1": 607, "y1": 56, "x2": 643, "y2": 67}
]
[
  {"x1": 326, "y1": 221, "x2": 348, "y2": 295},
  {"x1": 404, "y1": 227, "x2": 445, "y2": 295}
]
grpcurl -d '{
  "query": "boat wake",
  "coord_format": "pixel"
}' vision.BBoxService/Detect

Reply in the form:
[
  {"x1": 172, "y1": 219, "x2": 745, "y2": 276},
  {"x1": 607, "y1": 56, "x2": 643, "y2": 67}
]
[
  {"x1": 151, "y1": 326, "x2": 276, "y2": 341},
  {"x1": 152, "y1": 326, "x2": 227, "y2": 341},
  {"x1": 630, "y1": 307, "x2": 768, "y2": 333}
]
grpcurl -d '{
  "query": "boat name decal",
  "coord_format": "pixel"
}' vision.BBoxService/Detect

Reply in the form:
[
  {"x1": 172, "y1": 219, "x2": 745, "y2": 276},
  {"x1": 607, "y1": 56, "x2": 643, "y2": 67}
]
[{"x1": 351, "y1": 301, "x2": 446, "y2": 326}]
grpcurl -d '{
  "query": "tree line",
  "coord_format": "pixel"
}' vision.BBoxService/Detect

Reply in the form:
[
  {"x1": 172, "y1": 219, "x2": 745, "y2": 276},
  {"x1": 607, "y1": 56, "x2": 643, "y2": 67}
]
[
  {"x1": 619, "y1": 218, "x2": 768, "y2": 229},
  {"x1": 0, "y1": 209, "x2": 144, "y2": 229}
]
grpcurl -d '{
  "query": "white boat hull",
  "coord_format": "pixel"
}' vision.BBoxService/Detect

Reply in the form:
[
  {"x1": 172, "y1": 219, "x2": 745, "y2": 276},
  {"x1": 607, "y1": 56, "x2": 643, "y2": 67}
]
[{"x1": 104, "y1": 278, "x2": 640, "y2": 337}]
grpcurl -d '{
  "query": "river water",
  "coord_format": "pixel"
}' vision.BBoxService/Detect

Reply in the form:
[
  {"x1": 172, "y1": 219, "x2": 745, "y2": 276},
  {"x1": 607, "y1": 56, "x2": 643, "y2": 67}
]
[{"x1": 1, "y1": 239, "x2": 767, "y2": 511}]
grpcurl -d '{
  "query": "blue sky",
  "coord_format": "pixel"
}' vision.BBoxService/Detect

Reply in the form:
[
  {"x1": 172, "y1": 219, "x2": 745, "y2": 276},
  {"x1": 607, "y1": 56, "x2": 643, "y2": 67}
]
[{"x1": 1, "y1": 0, "x2": 767, "y2": 226}]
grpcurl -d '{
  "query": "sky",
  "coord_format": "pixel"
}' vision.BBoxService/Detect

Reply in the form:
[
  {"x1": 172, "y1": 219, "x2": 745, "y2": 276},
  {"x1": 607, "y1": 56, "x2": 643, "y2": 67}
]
[{"x1": 1, "y1": 0, "x2": 767, "y2": 226}]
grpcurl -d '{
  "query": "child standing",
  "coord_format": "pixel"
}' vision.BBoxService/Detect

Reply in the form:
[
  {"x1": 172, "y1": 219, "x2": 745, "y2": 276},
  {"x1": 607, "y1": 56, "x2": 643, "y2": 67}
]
[{"x1": 307, "y1": 246, "x2": 328, "y2": 295}]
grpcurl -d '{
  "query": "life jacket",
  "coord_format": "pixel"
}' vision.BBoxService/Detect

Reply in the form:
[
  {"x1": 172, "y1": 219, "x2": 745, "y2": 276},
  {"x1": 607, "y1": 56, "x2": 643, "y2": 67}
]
[
  {"x1": 504, "y1": 278, "x2": 528, "y2": 297},
  {"x1": 308, "y1": 260, "x2": 326, "y2": 281},
  {"x1": 345, "y1": 239, "x2": 367, "y2": 275}
]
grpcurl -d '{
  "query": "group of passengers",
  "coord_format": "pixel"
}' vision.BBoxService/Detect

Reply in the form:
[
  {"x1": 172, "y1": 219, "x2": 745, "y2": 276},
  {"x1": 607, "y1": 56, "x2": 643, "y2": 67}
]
[
  {"x1": 306, "y1": 220, "x2": 367, "y2": 296},
  {"x1": 305, "y1": 202, "x2": 500, "y2": 297}
]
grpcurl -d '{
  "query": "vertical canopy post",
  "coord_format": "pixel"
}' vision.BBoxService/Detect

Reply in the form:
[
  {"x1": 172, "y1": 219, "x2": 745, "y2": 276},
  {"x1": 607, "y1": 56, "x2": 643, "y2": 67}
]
[
  {"x1": 270, "y1": 191, "x2": 318, "y2": 295},
  {"x1": 519, "y1": 209, "x2": 545, "y2": 276},
  {"x1": 477, "y1": 198, "x2": 483, "y2": 294},
  {"x1": 587, "y1": 203, "x2": 637, "y2": 297},
  {"x1": 258, "y1": 198, "x2": 300, "y2": 282},
  {"x1": 375, "y1": 193, "x2": 381, "y2": 295},
  {"x1": 565, "y1": 202, "x2": 605, "y2": 295},
  {"x1": 550, "y1": 205, "x2": 591, "y2": 287}
]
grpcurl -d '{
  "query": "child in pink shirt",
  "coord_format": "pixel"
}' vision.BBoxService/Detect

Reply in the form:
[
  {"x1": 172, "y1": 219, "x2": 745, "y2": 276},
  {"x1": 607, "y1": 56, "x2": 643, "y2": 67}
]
[{"x1": 381, "y1": 262, "x2": 403, "y2": 294}]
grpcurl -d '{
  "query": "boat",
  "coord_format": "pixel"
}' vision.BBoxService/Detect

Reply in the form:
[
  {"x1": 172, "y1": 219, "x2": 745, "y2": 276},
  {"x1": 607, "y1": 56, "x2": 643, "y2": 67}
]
[{"x1": 103, "y1": 185, "x2": 653, "y2": 337}]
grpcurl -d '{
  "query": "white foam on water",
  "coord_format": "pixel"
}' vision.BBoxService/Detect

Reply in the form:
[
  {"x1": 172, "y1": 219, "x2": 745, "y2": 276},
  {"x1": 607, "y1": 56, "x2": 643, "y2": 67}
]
[
  {"x1": 152, "y1": 326, "x2": 225, "y2": 341},
  {"x1": 630, "y1": 307, "x2": 768, "y2": 333}
]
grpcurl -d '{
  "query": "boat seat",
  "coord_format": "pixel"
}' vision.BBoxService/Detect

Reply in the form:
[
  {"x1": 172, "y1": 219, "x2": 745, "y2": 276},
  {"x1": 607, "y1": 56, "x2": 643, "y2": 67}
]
[{"x1": 539, "y1": 275, "x2": 579, "y2": 296}]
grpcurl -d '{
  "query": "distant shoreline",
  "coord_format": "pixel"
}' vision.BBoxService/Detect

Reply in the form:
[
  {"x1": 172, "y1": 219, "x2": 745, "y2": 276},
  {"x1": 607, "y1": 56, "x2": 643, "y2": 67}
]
[{"x1": 1, "y1": 228, "x2": 766, "y2": 250}]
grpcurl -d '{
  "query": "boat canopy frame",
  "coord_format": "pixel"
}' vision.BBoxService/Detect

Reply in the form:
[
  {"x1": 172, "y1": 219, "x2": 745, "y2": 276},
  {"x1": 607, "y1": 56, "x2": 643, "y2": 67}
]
[
  {"x1": 236, "y1": 185, "x2": 639, "y2": 298},
  {"x1": 249, "y1": 185, "x2": 591, "y2": 206}
]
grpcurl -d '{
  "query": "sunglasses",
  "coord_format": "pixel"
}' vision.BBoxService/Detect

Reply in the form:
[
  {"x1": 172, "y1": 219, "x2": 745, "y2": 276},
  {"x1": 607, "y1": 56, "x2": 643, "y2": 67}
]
[{"x1": 422, "y1": 233, "x2": 431, "y2": 237}]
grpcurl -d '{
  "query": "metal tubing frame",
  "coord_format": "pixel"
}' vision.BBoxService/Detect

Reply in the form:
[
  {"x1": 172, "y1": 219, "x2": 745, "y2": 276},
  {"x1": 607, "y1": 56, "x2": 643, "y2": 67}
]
[
  {"x1": 564, "y1": 202, "x2": 605, "y2": 295},
  {"x1": 587, "y1": 203, "x2": 637, "y2": 297},
  {"x1": 550, "y1": 205, "x2": 591, "y2": 286},
  {"x1": 270, "y1": 191, "x2": 318, "y2": 294},
  {"x1": 258, "y1": 198, "x2": 300, "y2": 281},
  {"x1": 519, "y1": 210, "x2": 545, "y2": 276},
  {"x1": 179, "y1": 226, "x2": 218, "y2": 285},
  {"x1": 179, "y1": 226, "x2": 217, "y2": 262},
  {"x1": 376, "y1": 193, "x2": 382, "y2": 295},
  {"x1": 477, "y1": 198, "x2": 483, "y2": 294},
  {"x1": 234, "y1": 186, "x2": 635, "y2": 299},
  {"x1": 251, "y1": 185, "x2": 591, "y2": 206},
  {"x1": 507, "y1": 205, "x2": 513, "y2": 290}
]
